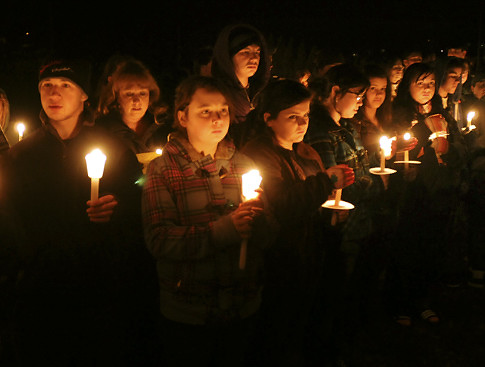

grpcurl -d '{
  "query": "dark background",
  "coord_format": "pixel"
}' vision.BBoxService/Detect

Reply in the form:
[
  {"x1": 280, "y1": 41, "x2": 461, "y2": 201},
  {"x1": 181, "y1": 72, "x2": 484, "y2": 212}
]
[
  {"x1": 0, "y1": 0, "x2": 484, "y2": 128},
  {"x1": 2, "y1": 3, "x2": 485, "y2": 365}
]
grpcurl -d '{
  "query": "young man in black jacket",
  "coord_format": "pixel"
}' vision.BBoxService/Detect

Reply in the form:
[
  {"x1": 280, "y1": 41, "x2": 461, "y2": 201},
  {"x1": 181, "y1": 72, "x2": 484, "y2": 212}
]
[{"x1": 2, "y1": 60, "x2": 159, "y2": 366}]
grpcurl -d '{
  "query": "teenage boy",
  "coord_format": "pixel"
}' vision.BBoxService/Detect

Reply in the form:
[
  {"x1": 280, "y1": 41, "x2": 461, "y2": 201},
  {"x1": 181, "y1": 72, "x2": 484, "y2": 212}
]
[{"x1": 3, "y1": 60, "x2": 158, "y2": 366}]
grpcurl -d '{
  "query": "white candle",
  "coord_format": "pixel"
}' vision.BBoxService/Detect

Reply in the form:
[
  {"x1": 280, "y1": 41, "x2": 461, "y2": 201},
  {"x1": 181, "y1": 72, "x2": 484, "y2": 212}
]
[
  {"x1": 90, "y1": 178, "x2": 100, "y2": 202},
  {"x1": 379, "y1": 136, "x2": 391, "y2": 172},
  {"x1": 85, "y1": 149, "x2": 107, "y2": 202},
  {"x1": 242, "y1": 169, "x2": 262, "y2": 200},
  {"x1": 403, "y1": 132, "x2": 411, "y2": 167},
  {"x1": 239, "y1": 169, "x2": 262, "y2": 270},
  {"x1": 16, "y1": 123, "x2": 25, "y2": 142},
  {"x1": 334, "y1": 189, "x2": 342, "y2": 207},
  {"x1": 467, "y1": 111, "x2": 476, "y2": 129}
]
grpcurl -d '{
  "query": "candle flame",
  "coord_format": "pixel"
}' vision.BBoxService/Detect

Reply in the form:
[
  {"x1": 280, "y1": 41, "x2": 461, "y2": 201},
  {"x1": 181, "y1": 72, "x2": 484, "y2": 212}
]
[
  {"x1": 85, "y1": 149, "x2": 107, "y2": 179},
  {"x1": 379, "y1": 136, "x2": 393, "y2": 157},
  {"x1": 403, "y1": 132, "x2": 411, "y2": 141},
  {"x1": 242, "y1": 169, "x2": 262, "y2": 201},
  {"x1": 429, "y1": 132, "x2": 448, "y2": 140},
  {"x1": 155, "y1": 148, "x2": 163, "y2": 155},
  {"x1": 16, "y1": 123, "x2": 25, "y2": 135},
  {"x1": 467, "y1": 111, "x2": 476, "y2": 123}
]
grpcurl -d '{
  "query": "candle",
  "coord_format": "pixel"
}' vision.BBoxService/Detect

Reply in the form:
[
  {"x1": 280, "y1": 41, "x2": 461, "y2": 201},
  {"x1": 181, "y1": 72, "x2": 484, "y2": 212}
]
[
  {"x1": 334, "y1": 189, "x2": 342, "y2": 207},
  {"x1": 331, "y1": 189, "x2": 343, "y2": 225},
  {"x1": 239, "y1": 169, "x2": 262, "y2": 270},
  {"x1": 403, "y1": 132, "x2": 411, "y2": 166},
  {"x1": 429, "y1": 131, "x2": 448, "y2": 140},
  {"x1": 467, "y1": 111, "x2": 476, "y2": 128},
  {"x1": 85, "y1": 149, "x2": 107, "y2": 202},
  {"x1": 379, "y1": 136, "x2": 392, "y2": 172},
  {"x1": 16, "y1": 123, "x2": 25, "y2": 142}
]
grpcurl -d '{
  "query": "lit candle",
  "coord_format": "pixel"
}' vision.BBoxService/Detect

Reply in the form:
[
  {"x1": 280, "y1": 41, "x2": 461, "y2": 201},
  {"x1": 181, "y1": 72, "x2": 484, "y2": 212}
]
[
  {"x1": 334, "y1": 188, "x2": 342, "y2": 207},
  {"x1": 331, "y1": 188, "x2": 342, "y2": 225},
  {"x1": 467, "y1": 111, "x2": 476, "y2": 129},
  {"x1": 429, "y1": 131, "x2": 448, "y2": 140},
  {"x1": 85, "y1": 149, "x2": 107, "y2": 202},
  {"x1": 403, "y1": 132, "x2": 411, "y2": 166},
  {"x1": 379, "y1": 136, "x2": 392, "y2": 172},
  {"x1": 16, "y1": 123, "x2": 25, "y2": 142},
  {"x1": 239, "y1": 169, "x2": 262, "y2": 270}
]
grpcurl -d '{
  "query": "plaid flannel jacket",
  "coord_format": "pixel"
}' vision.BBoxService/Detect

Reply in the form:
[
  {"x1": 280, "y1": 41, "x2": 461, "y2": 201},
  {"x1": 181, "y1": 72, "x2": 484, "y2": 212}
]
[{"x1": 142, "y1": 132, "x2": 263, "y2": 325}]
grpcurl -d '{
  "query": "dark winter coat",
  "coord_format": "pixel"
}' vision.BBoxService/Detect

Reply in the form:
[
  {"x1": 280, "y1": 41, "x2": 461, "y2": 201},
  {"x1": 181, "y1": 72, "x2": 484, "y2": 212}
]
[
  {"x1": 2, "y1": 117, "x2": 158, "y2": 365},
  {"x1": 96, "y1": 111, "x2": 172, "y2": 154}
]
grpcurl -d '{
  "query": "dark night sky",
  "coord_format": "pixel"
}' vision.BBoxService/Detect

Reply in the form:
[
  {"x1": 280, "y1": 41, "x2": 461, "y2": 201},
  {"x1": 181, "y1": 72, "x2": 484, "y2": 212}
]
[
  {"x1": 0, "y1": 0, "x2": 484, "y2": 124},
  {"x1": 2, "y1": 0, "x2": 484, "y2": 60}
]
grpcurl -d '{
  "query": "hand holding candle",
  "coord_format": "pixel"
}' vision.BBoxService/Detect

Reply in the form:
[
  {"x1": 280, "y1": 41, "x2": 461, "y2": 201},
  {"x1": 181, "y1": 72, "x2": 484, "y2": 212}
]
[
  {"x1": 322, "y1": 164, "x2": 355, "y2": 222},
  {"x1": 86, "y1": 194, "x2": 118, "y2": 223},
  {"x1": 239, "y1": 169, "x2": 263, "y2": 270},
  {"x1": 463, "y1": 111, "x2": 477, "y2": 132},
  {"x1": 393, "y1": 132, "x2": 420, "y2": 168}
]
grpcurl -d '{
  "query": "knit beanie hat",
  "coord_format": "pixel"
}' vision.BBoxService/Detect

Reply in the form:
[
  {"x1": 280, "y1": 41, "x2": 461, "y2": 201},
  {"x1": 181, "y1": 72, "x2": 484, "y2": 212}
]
[
  {"x1": 228, "y1": 27, "x2": 261, "y2": 57},
  {"x1": 39, "y1": 60, "x2": 91, "y2": 96}
]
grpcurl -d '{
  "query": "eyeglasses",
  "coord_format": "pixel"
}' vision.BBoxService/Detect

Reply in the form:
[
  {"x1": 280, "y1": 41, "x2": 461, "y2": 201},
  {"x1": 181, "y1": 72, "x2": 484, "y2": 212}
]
[{"x1": 347, "y1": 90, "x2": 366, "y2": 102}]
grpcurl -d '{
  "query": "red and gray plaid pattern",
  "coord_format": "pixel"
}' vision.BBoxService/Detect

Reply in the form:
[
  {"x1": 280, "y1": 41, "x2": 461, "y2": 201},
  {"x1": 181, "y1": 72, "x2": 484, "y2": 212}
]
[{"x1": 142, "y1": 132, "x2": 262, "y2": 324}]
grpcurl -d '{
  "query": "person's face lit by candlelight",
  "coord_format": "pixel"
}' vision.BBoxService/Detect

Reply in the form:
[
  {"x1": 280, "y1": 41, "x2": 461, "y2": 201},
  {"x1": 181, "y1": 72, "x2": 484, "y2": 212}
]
[
  {"x1": 472, "y1": 80, "x2": 485, "y2": 100},
  {"x1": 265, "y1": 99, "x2": 310, "y2": 150},
  {"x1": 389, "y1": 61, "x2": 404, "y2": 85},
  {"x1": 335, "y1": 87, "x2": 365, "y2": 118},
  {"x1": 409, "y1": 73, "x2": 435, "y2": 105},
  {"x1": 232, "y1": 44, "x2": 261, "y2": 84},
  {"x1": 365, "y1": 77, "x2": 387, "y2": 109},
  {"x1": 439, "y1": 67, "x2": 463, "y2": 96},
  {"x1": 177, "y1": 88, "x2": 230, "y2": 157},
  {"x1": 39, "y1": 77, "x2": 87, "y2": 125},
  {"x1": 117, "y1": 82, "x2": 150, "y2": 125}
]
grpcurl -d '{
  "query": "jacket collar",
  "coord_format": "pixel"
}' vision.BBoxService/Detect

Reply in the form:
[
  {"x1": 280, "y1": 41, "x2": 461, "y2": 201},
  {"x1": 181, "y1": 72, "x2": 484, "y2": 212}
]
[
  {"x1": 39, "y1": 109, "x2": 95, "y2": 142},
  {"x1": 166, "y1": 131, "x2": 235, "y2": 163}
]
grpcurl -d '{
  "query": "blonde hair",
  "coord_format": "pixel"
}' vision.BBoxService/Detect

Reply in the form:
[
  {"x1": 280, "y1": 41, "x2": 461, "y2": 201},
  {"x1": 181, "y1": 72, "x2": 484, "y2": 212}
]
[{"x1": 97, "y1": 59, "x2": 166, "y2": 119}]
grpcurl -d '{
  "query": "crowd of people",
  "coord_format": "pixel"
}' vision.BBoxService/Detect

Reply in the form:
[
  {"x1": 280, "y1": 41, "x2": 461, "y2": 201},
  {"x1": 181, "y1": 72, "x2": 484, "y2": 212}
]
[{"x1": 0, "y1": 22, "x2": 484, "y2": 366}]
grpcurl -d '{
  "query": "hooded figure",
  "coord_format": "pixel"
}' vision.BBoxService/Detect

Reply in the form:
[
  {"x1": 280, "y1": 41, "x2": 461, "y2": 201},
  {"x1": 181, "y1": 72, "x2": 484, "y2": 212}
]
[{"x1": 211, "y1": 23, "x2": 271, "y2": 146}]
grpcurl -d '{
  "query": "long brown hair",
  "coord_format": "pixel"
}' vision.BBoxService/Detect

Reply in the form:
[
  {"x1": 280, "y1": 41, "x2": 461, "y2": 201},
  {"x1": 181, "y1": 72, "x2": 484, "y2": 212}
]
[{"x1": 358, "y1": 64, "x2": 393, "y2": 130}]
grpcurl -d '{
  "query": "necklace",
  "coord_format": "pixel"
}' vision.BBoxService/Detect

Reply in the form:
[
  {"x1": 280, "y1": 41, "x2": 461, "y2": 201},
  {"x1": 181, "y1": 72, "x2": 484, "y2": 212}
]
[{"x1": 243, "y1": 85, "x2": 255, "y2": 110}]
